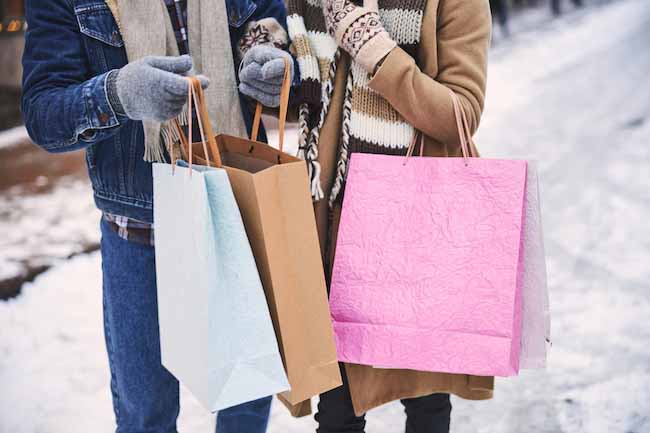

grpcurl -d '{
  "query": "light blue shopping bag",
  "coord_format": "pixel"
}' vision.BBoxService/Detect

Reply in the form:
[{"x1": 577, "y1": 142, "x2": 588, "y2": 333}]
[{"x1": 153, "y1": 159, "x2": 289, "y2": 412}]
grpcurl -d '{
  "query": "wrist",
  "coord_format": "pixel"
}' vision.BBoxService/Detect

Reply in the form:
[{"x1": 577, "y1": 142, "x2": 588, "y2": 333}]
[
  {"x1": 355, "y1": 30, "x2": 397, "y2": 73},
  {"x1": 372, "y1": 52, "x2": 389, "y2": 75},
  {"x1": 106, "y1": 69, "x2": 126, "y2": 117}
]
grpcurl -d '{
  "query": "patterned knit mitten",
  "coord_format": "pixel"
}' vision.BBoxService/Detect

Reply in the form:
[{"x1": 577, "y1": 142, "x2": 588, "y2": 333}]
[{"x1": 324, "y1": 0, "x2": 396, "y2": 73}]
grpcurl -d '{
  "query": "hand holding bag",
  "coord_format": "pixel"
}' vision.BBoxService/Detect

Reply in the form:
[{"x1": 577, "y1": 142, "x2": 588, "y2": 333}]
[
  {"x1": 153, "y1": 77, "x2": 289, "y2": 412},
  {"x1": 177, "y1": 63, "x2": 342, "y2": 415}
]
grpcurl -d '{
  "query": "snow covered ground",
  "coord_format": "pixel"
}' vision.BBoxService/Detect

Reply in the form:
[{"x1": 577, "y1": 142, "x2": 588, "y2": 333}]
[
  {"x1": 0, "y1": 126, "x2": 28, "y2": 151},
  {"x1": 0, "y1": 124, "x2": 94, "y2": 296},
  {"x1": 0, "y1": 177, "x2": 99, "y2": 292},
  {"x1": 1, "y1": 0, "x2": 649, "y2": 432}
]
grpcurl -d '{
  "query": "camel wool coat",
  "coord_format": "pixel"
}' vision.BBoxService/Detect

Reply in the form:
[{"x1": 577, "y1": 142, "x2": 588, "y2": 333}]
[{"x1": 306, "y1": 0, "x2": 495, "y2": 415}]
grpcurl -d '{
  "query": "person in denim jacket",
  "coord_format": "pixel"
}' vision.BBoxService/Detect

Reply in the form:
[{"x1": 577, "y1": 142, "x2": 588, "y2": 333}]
[{"x1": 22, "y1": 0, "x2": 292, "y2": 432}]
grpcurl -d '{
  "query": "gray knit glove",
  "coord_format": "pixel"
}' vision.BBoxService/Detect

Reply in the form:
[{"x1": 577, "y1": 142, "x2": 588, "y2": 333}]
[
  {"x1": 238, "y1": 45, "x2": 294, "y2": 108},
  {"x1": 324, "y1": 0, "x2": 396, "y2": 73},
  {"x1": 107, "y1": 55, "x2": 210, "y2": 122}
]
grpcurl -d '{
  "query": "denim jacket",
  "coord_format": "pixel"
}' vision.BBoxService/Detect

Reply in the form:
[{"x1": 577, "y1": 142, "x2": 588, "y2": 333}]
[{"x1": 22, "y1": 0, "x2": 287, "y2": 223}]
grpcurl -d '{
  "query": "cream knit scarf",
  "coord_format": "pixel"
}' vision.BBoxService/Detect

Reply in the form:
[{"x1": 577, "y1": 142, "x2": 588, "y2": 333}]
[
  {"x1": 287, "y1": 0, "x2": 426, "y2": 205},
  {"x1": 107, "y1": 0, "x2": 247, "y2": 162}
]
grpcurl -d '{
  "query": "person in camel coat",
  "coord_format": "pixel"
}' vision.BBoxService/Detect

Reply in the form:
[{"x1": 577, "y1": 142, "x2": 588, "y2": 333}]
[{"x1": 239, "y1": 0, "x2": 493, "y2": 430}]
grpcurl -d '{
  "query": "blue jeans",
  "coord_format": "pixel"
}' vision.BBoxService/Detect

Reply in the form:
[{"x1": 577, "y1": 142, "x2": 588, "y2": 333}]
[{"x1": 100, "y1": 219, "x2": 272, "y2": 433}]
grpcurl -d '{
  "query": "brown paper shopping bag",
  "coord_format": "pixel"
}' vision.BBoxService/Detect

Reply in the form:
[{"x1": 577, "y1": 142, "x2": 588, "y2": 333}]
[{"x1": 176, "y1": 61, "x2": 342, "y2": 415}]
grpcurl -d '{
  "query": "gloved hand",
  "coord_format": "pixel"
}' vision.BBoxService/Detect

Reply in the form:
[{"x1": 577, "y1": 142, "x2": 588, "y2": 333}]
[
  {"x1": 323, "y1": 0, "x2": 396, "y2": 73},
  {"x1": 107, "y1": 55, "x2": 210, "y2": 122},
  {"x1": 238, "y1": 45, "x2": 294, "y2": 108}
]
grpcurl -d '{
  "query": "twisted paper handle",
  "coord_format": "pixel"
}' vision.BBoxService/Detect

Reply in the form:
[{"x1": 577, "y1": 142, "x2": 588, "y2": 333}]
[{"x1": 405, "y1": 90, "x2": 478, "y2": 164}]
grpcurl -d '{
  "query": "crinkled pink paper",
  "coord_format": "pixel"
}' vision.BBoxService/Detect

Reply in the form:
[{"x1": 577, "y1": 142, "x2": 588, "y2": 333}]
[{"x1": 330, "y1": 154, "x2": 527, "y2": 377}]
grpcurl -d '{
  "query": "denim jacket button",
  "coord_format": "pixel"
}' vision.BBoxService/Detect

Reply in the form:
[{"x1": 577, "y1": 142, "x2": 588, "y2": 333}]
[{"x1": 99, "y1": 113, "x2": 109, "y2": 124}]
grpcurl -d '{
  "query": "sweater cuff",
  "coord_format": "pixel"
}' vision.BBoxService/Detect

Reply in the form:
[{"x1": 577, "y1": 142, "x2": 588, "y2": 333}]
[{"x1": 236, "y1": 18, "x2": 290, "y2": 64}]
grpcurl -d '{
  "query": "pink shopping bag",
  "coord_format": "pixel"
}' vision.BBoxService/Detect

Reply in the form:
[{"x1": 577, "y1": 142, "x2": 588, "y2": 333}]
[{"x1": 330, "y1": 93, "x2": 527, "y2": 377}]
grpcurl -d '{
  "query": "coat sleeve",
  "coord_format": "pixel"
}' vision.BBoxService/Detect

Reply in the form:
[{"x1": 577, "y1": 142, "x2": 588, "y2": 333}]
[
  {"x1": 367, "y1": 0, "x2": 491, "y2": 146},
  {"x1": 21, "y1": 0, "x2": 125, "y2": 153}
]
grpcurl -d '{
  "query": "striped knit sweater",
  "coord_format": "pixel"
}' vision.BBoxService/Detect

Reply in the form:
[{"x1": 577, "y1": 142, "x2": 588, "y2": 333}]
[{"x1": 287, "y1": 0, "x2": 426, "y2": 205}]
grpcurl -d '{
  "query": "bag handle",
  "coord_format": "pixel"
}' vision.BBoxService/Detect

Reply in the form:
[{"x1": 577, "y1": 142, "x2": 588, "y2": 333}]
[
  {"x1": 450, "y1": 91, "x2": 472, "y2": 165},
  {"x1": 173, "y1": 77, "x2": 223, "y2": 168},
  {"x1": 192, "y1": 77, "x2": 222, "y2": 167},
  {"x1": 405, "y1": 90, "x2": 478, "y2": 164},
  {"x1": 168, "y1": 81, "x2": 195, "y2": 173},
  {"x1": 189, "y1": 77, "x2": 208, "y2": 169},
  {"x1": 250, "y1": 57, "x2": 292, "y2": 153},
  {"x1": 170, "y1": 77, "x2": 206, "y2": 173},
  {"x1": 405, "y1": 131, "x2": 425, "y2": 159}
]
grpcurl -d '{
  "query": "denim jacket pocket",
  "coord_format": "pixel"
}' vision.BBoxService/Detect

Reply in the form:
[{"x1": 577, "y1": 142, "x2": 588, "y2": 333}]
[
  {"x1": 75, "y1": 3, "x2": 127, "y2": 76},
  {"x1": 75, "y1": 3, "x2": 124, "y2": 47}
]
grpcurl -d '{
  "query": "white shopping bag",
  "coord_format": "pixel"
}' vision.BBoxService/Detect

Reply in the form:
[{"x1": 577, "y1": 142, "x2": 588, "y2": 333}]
[
  {"x1": 152, "y1": 77, "x2": 289, "y2": 411},
  {"x1": 520, "y1": 162, "x2": 551, "y2": 369}
]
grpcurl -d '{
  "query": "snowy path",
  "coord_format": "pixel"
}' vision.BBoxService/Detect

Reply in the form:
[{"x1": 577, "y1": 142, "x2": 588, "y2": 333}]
[
  {"x1": 0, "y1": 178, "x2": 99, "y2": 297},
  {"x1": 1, "y1": 1, "x2": 650, "y2": 432},
  {"x1": 0, "y1": 126, "x2": 94, "y2": 297},
  {"x1": 457, "y1": 1, "x2": 650, "y2": 431}
]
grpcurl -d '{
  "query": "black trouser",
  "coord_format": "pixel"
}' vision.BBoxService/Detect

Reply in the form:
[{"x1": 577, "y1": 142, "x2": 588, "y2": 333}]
[
  {"x1": 489, "y1": 0, "x2": 509, "y2": 29},
  {"x1": 316, "y1": 365, "x2": 452, "y2": 433}
]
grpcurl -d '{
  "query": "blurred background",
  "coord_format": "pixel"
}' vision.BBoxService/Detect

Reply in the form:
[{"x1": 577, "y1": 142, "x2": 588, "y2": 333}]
[{"x1": 1, "y1": 0, "x2": 649, "y2": 432}]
